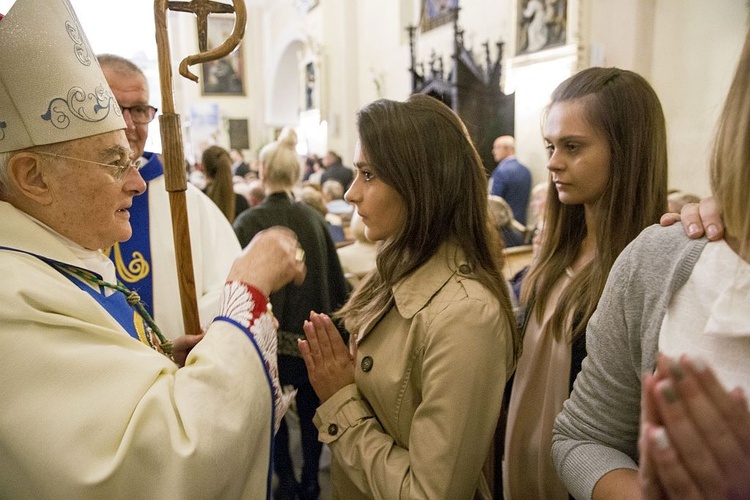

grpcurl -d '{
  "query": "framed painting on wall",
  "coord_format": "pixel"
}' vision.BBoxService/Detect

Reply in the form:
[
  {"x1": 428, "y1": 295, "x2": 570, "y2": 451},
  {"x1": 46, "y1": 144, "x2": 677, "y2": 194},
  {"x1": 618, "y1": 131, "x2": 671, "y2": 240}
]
[
  {"x1": 516, "y1": 0, "x2": 568, "y2": 55},
  {"x1": 420, "y1": 0, "x2": 459, "y2": 33},
  {"x1": 304, "y1": 61, "x2": 316, "y2": 111},
  {"x1": 301, "y1": 57, "x2": 323, "y2": 113},
  {"x1": 201, "y1": 16, "x2": 245, "y2": 96},
  {"x1": 228, "y1": 119, "x2": 250, "y2": 150}
]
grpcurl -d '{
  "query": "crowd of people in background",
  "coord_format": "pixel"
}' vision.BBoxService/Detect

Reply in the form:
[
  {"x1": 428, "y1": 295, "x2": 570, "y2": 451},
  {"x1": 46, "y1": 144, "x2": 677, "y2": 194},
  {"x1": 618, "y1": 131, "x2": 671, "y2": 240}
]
[
  {"x1": 177, "y1": 110, "x2": 715, "y2": 500},
  {"x1": 44, "y1": 90, "x2": 724, "y2": 499},
  {"x1": 183, "y1": 139, "x2": 367, "y2": 252},
  {"x1": 3, "y1": 0, "x2": 748, "y2": 498}
]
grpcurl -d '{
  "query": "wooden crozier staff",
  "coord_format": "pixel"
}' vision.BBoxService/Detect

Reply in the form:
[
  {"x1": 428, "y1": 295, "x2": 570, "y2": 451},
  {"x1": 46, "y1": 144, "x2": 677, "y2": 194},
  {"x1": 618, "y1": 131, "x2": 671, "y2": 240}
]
[{"x1": 154, "y1": 0, "x2": 247, "y2": 335}]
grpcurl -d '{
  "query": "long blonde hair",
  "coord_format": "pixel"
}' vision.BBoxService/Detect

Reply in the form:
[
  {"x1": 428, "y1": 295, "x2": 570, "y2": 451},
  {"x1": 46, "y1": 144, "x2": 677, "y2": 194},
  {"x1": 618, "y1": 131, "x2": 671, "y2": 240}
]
[
  {"x1": 335, "y1": 94, "x2": 520, "y2": 359},
  {"x1": 711, "y1": 29, "x2": 750, "y2": 257},
  {"x1": 259, "y1": 139, "x2": 299, "y2": 189},
  {"x1": 521, "y1": 67, "x2": 668, "y2": 342}
]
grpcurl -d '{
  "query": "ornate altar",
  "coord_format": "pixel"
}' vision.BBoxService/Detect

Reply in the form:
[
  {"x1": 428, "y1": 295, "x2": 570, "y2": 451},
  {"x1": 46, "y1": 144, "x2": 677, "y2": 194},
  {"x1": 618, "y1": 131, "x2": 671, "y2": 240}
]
[{"x1": 408, "y1": 8, "x2": 515, "y2": 174}]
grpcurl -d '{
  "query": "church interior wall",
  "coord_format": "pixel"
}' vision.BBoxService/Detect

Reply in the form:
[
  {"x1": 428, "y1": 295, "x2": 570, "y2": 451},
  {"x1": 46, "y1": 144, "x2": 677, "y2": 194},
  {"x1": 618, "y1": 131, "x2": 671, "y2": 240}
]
[
  {"x1": 267, "y1": 40, "x2": 305, "y2": 130},
  {"x1": 46, "y1": 0, "x2": 747, "y2": 197},
  {"x1": 318, "y1": 0, "x2": 360, "y2": 161},
  {"x1": 648, "y1": 0, "x2": 746, "y2": 197},
  {"x1": 581, "y1": 0, "x2": 746, "y2": 197}
]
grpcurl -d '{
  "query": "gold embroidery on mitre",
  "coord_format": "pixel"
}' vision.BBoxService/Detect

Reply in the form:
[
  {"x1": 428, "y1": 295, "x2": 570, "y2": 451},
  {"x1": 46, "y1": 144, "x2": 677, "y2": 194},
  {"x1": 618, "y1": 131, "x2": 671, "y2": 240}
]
[{"x1": 110, "y1": 243, "x2": 150, "y2": 283}]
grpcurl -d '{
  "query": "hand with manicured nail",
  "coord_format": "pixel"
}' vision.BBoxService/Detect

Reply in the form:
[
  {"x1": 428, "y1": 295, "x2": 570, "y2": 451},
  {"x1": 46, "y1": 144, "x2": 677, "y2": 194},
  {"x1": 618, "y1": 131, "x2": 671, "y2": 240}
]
[
  {"x1": 639, "y1": 354, "x2": 750, "y2": 499},
  {"x1": 659, "y1": 196, "x2": 724, "y2": 242}
]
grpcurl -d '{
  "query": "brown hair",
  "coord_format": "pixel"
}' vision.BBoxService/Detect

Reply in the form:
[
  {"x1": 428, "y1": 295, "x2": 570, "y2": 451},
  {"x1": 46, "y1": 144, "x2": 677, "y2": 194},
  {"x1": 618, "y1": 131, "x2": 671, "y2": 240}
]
[
  {"x1": 202, "y1": 145, "x2": 236, "y2": 223},
  {"x1": 336, "y1": 94, "x2": 520, "y2": 359},
  {"x1": 521, "y1": 67, "x2": 668, "y2": 342}
]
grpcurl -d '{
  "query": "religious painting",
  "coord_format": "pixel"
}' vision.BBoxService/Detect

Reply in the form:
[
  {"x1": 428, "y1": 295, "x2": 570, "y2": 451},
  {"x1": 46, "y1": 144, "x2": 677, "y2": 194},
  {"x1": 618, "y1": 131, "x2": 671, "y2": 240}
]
[
  {"x1": 201, "y1": 16, "x2": 245, "y2": 96},
  {"x1": 516, "y1": 0, "x2": 568, "y2": 55},
  {"x1": 304, "y1": 61, "x2": 316, "y2": 111},
  {"x1": 420, "y1": 0, "x2": 459, "y2": 33},
  {"x1": 300, "y1": 55, "x2": 323, "y2": 114}
]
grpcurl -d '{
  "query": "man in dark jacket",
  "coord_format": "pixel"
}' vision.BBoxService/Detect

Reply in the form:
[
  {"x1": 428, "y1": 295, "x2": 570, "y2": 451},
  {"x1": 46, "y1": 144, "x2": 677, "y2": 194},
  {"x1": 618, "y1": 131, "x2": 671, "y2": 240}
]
[{"x1": 320, "y1": 150, "x2": 354, "y2": 190}]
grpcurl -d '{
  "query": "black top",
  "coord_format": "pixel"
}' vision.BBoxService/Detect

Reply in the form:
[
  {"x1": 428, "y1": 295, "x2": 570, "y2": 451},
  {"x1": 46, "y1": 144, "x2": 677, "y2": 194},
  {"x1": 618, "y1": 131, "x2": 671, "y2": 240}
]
[
  {"x1": 234, "y1": 161, "x2": 250, "y2": 178},
  {"x1": 233, "y1": 192, "x2": 351, "y2": 342},
  {"x1": 320, "y1": 162, "x2": 354, "y2": 190},
  {"x1": 501, "y1": 226, "x2": 526, "y2": 248},
  {"x1": 234, "y1": 193, "x2": 250, "y2": 219}
]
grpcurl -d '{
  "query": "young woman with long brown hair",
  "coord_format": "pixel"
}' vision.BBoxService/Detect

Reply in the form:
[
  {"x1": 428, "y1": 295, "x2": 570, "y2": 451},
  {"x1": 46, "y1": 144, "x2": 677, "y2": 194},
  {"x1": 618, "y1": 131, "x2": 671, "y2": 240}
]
[
  {"x1": 553, "y1": 28, "x2": 750, "y2": 499},
  {"x1": 298, "y1": 93, "x2": 520, "y2": 499},
  {"x1": 503, "y1": 67, "x2": 669, "y2": 499}
]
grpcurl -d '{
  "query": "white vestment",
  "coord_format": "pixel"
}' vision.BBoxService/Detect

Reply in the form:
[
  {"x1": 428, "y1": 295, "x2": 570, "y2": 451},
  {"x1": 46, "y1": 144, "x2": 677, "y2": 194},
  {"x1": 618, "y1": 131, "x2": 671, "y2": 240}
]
[
  {"x1": 0, "y1": 200, "x2": 273, "y2": 498},
  {"x1": 148, "y1": 176, "x2": 241, "y2": 337}
]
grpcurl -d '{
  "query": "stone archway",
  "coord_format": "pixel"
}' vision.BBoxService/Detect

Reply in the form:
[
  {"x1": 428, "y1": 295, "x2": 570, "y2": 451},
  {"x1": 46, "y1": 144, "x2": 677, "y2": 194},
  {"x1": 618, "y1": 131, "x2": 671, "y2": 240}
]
[{"x1": 268, "y1": 40, "x2": 305, "y2": 127}]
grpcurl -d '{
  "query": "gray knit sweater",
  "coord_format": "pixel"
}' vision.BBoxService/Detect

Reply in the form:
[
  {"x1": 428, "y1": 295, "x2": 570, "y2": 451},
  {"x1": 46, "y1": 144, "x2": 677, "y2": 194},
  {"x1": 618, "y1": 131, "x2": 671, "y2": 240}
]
[{"x1": 551, "y1": 224, "x2": 708, "y2": 500}]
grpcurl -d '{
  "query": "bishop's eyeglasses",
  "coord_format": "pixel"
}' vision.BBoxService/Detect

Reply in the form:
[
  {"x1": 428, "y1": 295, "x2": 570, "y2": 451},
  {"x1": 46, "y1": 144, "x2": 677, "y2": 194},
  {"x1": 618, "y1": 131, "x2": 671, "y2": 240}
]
[{"x1": 34, "y1": 151, "x2": 143, "y2": 182}]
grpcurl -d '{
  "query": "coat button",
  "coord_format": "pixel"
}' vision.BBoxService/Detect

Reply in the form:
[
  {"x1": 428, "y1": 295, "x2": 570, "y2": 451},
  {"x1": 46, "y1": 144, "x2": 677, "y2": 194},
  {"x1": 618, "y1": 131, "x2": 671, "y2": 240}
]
[
  {"x1": 327, "y1": 423, "x2": 338, "y2": 436},
  {"x1": 361, "y1": 356, "x2": 374, "y2": 372},
  {"x1": 458, "y1": 264, "x2": 472, "y2": 274}
]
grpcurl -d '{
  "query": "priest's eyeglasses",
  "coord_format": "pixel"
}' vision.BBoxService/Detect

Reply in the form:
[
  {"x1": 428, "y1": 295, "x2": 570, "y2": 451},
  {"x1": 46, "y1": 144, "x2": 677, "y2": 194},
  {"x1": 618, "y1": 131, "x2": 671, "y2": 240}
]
[
  {"x1": 120, "y1": 104, "x2": 158, "y2": 124},
  {"x1": 35, "y1": 151, "x2": 143, "y2": 182}
]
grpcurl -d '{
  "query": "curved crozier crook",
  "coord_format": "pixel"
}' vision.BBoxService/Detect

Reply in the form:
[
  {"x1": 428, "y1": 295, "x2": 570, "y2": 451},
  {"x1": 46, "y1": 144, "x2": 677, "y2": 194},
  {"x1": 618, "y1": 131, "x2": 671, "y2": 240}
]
[{"x1": 178, "y1": 0, "x2": 247, "y2": 83}]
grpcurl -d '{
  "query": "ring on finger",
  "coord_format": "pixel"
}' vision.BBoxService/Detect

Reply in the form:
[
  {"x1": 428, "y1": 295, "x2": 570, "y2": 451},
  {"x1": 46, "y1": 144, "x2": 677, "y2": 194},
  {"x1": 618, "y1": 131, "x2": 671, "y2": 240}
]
[{"x1": 295, "y1": 247, "x2": 306, "y2": 263}]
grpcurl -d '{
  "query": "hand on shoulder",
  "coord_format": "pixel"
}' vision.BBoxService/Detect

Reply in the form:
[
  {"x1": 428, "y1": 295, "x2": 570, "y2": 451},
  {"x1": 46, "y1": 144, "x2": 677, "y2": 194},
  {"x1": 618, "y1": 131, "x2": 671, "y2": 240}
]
[{"x1": 659, "y1": 196, "x2": 723, "y2": 241}]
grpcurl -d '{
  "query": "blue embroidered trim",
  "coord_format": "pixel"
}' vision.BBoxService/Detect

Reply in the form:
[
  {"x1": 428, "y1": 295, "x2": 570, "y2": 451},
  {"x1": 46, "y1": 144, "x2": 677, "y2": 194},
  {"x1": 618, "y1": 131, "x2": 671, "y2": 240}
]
[
  {"x1": 64, "y1": 19, "x2": 91, "y2": 66},
  {"x1": 108, "y1": 152, "x2": 162, "y2": 317},
  {"x1": 0, "y1": 245, "x2": 143, "y2": 343},
  {"x1": 41, "y1": 85, "x2": 119, "y2": 130},
  {"x1": 213, "y1": 316, "x2": 275, "y2": 499}
]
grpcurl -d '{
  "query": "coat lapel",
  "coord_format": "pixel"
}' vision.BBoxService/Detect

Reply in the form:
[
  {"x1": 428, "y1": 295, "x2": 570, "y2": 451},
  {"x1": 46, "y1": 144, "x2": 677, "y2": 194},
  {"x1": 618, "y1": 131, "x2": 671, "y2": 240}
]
[{"x1": 355, "y1": 244, "x2": 464, "y2": 345}]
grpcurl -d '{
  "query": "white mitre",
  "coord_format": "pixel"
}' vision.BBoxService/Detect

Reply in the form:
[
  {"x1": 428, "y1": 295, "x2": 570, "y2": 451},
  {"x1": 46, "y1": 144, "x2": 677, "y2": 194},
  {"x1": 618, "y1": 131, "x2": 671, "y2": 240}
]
[{"x1": 0, "y1": 0, "x2": 125, "y2": 153}]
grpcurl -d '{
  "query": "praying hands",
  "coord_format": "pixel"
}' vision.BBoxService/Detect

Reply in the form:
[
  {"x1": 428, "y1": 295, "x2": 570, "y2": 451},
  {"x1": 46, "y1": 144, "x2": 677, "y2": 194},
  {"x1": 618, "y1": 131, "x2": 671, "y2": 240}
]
[
  {"x1": 298, "y1": 312, "x2": 356, "y2": 403},
  {"x1": 639, "y1": 354, "x2": 750, "y2": 499}
]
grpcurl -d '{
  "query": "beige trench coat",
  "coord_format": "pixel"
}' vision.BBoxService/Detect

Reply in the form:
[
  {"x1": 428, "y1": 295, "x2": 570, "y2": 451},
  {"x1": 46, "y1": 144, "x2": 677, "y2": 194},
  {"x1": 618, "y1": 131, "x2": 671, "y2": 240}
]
[{"x1": 314, "y1": 244, "x2": 514, "y2": 499}]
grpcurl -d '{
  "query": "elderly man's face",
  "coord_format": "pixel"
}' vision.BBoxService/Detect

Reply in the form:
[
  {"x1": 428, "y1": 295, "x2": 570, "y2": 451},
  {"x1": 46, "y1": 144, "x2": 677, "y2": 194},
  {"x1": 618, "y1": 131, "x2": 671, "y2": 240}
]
[{"x1": 43, "y1": 130, "x2": 146, "y2": 250}]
